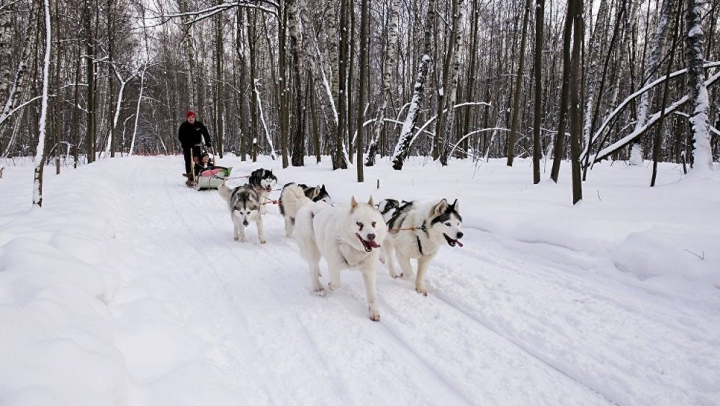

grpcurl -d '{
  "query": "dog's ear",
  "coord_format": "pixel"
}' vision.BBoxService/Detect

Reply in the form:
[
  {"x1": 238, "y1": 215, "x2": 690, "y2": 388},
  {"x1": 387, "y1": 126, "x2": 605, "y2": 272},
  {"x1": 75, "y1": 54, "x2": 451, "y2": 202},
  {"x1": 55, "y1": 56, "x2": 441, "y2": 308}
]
[
  {"x1": 350, "y1": 196, "x2": 358, "y2": 210},
  {"x1": 367, "y1": 196, "x2": 374, "y2": 207},
  {"x1": 433, "y1": 199, "x2": 448, "y2": 215},
  {"x1": 321, "y1": 184, "x2": 327, "y2": 192},
  {"x1": 451, "y1": 199, "x2": 459, "y2": 212},
  {"x1": 310, "y1": 186, "x2": 321, "y2": 199}
]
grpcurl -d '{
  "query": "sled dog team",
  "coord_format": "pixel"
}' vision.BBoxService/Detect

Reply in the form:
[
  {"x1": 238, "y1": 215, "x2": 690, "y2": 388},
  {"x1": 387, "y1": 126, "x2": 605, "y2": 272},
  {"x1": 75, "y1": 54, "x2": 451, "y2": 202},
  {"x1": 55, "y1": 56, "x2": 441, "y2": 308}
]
[{"x1": 218, "y1": 168, "x2": 464, "y2": 322}]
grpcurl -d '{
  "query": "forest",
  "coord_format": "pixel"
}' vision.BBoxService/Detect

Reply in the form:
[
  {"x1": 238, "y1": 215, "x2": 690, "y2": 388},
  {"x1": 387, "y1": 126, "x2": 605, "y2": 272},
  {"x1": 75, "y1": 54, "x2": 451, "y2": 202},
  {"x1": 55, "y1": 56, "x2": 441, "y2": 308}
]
[{"x1": 0, "y1": 0, "x2": 718, "y2": 204}]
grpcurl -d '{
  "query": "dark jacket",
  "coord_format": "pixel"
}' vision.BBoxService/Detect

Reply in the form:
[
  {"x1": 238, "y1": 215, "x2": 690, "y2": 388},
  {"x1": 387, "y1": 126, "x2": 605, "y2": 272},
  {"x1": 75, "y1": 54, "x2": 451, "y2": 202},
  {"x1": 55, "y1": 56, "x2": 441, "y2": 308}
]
[{"x1": 178, "y1": 120, "x2": 212, "y2": 149}]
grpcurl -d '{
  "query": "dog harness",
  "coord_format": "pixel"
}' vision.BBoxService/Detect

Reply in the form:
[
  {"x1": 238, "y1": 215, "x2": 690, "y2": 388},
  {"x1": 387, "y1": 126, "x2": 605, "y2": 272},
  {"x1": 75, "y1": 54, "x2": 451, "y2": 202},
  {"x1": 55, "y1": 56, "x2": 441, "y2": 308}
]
[{"x1": 415, "y1": 221, "x2": 429, "y2": 255}]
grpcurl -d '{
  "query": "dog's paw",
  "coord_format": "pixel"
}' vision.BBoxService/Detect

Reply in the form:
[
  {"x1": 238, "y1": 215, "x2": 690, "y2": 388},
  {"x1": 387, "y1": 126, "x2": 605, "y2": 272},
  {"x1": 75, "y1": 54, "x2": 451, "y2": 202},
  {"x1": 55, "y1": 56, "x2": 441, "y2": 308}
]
[
  {"x1": 369, "y1": 309, "x2": 380, "y2": 322},
  {"x1": 328, "y1": 281, "x2": 341, "y2": 291},
  {"x1": 415, "y1": 286, "x2": 428, "y2": 296},
  {"x1": 233, "y1": 235, "x2": 239, "y2": 241},
  {"x1": 314, "y1": 287, "x2": 326, "y2": 296},
  {"x1": 390, "y1": 272, "x2": 403, "y2": 279},
  {"x1": 259, "y1": 238, "x2": 267, "y2": 244}
]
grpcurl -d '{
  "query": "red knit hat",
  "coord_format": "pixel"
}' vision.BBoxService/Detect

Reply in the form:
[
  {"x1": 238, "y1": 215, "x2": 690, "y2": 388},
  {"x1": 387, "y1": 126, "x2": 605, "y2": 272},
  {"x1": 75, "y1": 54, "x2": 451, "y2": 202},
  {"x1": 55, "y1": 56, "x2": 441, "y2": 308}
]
[{"x1": 186, "y1": 111, "x2": 196, "y2": 119}]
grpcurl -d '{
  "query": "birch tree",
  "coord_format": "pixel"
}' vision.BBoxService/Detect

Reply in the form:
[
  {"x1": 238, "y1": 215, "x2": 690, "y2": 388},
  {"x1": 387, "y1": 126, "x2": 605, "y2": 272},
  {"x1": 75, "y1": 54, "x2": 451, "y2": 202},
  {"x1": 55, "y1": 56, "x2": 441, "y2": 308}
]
[
  {"x1": 392, "y1": 0, "x2": 435, "y2": 170},
  {"x1": 437, "y1": 0, "x2": 465, "y2": 166},
  {"x1": 366, "y1": 0, "x2": 399, "y2": 166},
  {"x1": 506, "y1": 0, "x2": 532, "y2": 167},
  {"x1": 33, "y1": 0, "x2": 52, "y2": 207},
  {"x1": 686, "y1": 0, "x2": 714, "y2": 173},
  {"x1": 629, "y1": 0, "x2": 673, "y2": 166}
]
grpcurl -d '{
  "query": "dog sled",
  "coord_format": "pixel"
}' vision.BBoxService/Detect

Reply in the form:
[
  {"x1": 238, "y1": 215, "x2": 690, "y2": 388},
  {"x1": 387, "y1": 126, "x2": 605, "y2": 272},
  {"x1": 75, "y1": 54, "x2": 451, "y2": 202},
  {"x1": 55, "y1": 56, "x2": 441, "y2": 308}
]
[{"x1": 184, "y1": 145, "x2": 232, "y2": 190}]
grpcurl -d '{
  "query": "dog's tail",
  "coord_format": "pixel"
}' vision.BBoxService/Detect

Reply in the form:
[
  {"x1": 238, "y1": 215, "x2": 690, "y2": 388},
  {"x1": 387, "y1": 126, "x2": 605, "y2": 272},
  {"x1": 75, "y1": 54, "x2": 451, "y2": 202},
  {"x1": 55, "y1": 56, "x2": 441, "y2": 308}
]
[
  {"x1": 218, "y1": 183, "x2": 233, "y2": 203},
  {"x1": 280, "y1": 183, "x2": 313, "y2": 218}
]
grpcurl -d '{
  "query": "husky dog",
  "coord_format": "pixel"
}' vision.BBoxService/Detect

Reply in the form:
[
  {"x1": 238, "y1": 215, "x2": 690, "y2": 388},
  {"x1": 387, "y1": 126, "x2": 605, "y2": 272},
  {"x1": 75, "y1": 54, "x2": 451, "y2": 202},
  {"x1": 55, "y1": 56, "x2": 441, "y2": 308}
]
[
  {"x1": 377, "y1": 198, "x2": 402, "y2": 222},
  {"x1": 219, "y1": 183, "x2": 266, "y2": 244},
  {"x1": 248, "y1": 168, "x2": 278, "y2": 214},
  {"x1": 383, "y1": 199, "x2": 463, "y2": 295},
  {"x1": 294, "y1": 196, "x2": 388, "y2": 321},
  {"x1": 279, "y1": 183, "x2": 332, "y2": 237}
]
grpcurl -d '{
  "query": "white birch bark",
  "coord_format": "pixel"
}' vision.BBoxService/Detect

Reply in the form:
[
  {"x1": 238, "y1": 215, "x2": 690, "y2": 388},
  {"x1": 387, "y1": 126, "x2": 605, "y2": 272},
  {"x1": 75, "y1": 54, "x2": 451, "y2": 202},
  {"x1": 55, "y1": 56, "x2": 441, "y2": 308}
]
[
  {"x1": 630, "y1": 0, "x2": 673, "y2": 165},
  {"x1": 366, "y1": 0, "x2": 399, "y2": 166},
  {"x1": 439, "y1": 0, "x2": 466, "y2": 165},
  {"x1": 686, "y1": 0, "x2": 713, "y2": 173},
  {"x1": 33, "y1": 0, "x2": 52, "y2": 207},
  {"x1": 581, "y1": 0, "x2": 609, "y2": 161},
  {"x1": 0, "y1": 1, "x2": 40, "y2": 129},
  {"x1": 129, "y1": 64, "x2": 148, "y2": 157},
  {"x1": 253, "y1": 78, "x2": 277, "y2": 160}
]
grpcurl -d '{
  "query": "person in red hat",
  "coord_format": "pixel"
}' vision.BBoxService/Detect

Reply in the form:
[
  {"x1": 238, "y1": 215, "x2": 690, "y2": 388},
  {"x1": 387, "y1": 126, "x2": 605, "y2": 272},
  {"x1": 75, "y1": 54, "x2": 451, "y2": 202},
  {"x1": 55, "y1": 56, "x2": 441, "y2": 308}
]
[{"x1": 178, "y1": 111, "x2": 212, "y2": 185}]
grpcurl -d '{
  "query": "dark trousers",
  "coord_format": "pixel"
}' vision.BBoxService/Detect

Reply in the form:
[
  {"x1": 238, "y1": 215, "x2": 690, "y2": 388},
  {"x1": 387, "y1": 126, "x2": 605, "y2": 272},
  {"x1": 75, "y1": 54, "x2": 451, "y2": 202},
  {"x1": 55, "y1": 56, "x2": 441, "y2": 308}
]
[{"x1": 182, "y1": 146, "x2": 202, "y2": 175}]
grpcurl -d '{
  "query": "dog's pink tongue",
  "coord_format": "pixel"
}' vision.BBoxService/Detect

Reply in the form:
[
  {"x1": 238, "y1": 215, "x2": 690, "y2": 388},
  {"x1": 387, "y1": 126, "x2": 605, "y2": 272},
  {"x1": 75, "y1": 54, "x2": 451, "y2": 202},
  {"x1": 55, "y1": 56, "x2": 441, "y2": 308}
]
[
  {"x1": 368, "y1": 240, "x2": 381, "y2": 248},
  {"x1": 455, "y1": 240, "x2": 464, "y2": 247}
]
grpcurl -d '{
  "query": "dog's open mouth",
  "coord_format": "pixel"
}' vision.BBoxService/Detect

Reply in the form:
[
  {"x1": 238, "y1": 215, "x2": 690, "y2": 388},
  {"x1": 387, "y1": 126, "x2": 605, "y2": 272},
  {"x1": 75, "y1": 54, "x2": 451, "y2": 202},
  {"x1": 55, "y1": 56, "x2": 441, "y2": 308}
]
[
  {"x1": 444, "y1": 234, "x2": 464, "y2": 247},
  {"x1": 264, "y1": 186, "x2": 273, "y2": 192},
  {"x1": 357, "y1": 233, "x2": 381, "y2": 252}
]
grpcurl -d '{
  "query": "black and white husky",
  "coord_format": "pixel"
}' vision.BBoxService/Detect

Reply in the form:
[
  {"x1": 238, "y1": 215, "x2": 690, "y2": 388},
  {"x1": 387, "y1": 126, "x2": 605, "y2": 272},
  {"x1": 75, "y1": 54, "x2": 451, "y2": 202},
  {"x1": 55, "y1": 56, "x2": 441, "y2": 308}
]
[
  {"x1": 381, "y1": 199, "x2": 463, "y2": 295},
  {"x1": 293, "y1": 195, "x2": 388, "y2": 321},
  {"x1": 278, "y1": 183, "x2": 332, "y2": 237},
  {"x1": 219, "y1": 183, "x2": 266, "y2": 244},
  {"x1": 248, "y1": 168, "x2": 278, "y2": 214}
]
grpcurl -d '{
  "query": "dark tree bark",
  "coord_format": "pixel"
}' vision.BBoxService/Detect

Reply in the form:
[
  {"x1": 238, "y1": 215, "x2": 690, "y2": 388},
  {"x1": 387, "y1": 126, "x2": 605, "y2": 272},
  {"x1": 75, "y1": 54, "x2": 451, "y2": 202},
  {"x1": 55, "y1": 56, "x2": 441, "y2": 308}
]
[
  {"x1": 532, "y1": 0, "x2": 544, "y2": 184},
  {"x1": 506, "y1": 0, "x2": 532, "y2": 166},
  {"x1": 550, "y1": 0, "x2": 574, "y2": 183},
  {"x1": 569, "y1": 0, "x2": 583, "y2": 204}
]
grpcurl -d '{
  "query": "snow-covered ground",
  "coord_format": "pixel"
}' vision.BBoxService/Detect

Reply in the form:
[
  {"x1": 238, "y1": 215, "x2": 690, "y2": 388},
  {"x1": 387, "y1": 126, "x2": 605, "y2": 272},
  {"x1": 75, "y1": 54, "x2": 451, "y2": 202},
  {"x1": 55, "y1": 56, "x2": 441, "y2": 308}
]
[{"x1": 1, "y1": 155, "x2": 718, "y2": 406}]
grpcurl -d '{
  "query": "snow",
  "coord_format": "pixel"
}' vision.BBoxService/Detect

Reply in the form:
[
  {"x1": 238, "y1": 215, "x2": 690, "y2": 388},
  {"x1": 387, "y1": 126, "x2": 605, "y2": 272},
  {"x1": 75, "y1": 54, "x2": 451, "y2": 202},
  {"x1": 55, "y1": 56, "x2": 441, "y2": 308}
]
[{"x1": 1, "y1": 155, "x2": 719, "y2": 406}]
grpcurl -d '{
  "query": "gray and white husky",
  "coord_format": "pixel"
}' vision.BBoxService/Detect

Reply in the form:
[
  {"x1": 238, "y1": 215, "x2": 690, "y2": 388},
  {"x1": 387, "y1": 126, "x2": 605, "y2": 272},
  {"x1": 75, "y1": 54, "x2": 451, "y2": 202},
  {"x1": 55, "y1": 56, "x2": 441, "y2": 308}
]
[
  {"x1": 381, "y1": 199, "x2": 463, "y2": 295},
  {"x1": 219, "y1": 183, "x2": 266, "y2": 244},
  {"x1": 279, "y1": 183, "x2": 332, "y2": 237},
  {"x1": 248, "y1": 168, "x2": 278, "y2": 214},
  {"x1": 292, "y1": 195, "x2": 388, "y2": 321}
]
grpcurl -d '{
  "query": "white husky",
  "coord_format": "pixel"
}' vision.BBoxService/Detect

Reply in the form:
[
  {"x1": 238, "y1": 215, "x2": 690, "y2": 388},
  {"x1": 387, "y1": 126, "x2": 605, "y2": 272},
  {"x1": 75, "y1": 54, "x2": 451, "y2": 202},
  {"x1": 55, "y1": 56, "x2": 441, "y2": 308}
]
[
  {"x1": 292, "y1": 195, "x2": 388, "y2": 321},
  {"x1": 382, "y1": 199, "x2": 463, "y2": 295},
  {"x1": 219, "y1": 183, "x2": 266, "y2": 244}
]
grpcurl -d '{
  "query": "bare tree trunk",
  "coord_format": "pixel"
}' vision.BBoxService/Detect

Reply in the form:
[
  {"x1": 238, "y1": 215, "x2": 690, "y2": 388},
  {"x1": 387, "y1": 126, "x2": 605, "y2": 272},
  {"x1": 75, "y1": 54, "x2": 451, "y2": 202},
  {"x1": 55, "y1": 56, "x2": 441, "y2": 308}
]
[
  {"x1": 54, "y1": 0, "x2": 62, "y2": 172},
  {"x1": 34, "y1": 0, "x2": 52, "y2": 207},
  {"x1": 532, "y1": 0, "x2": 545, "y2": 184},
  {"x1": 178, "y1": 0, "x2": 196, "y2": 109},
  {"x1": 506, "y1": 0, "x2": 532, "y2": 166},
  {"x1": 84, "y1": 0, "x2": 95, "y2": 163},
  {"x1": 129, "y1": 64, "x2": 147, "y2": 157},
  {"x1": 335, "y1": 0, "x2": 349, "y2": 170},
  {"x1": 215, "y1": 5, "x2": 224, "y2": 158},
  {"x1": 460, "y1": 0, "x2": 480, "y2": 159},
  {"x1": 278, "y1": 4, "x2": 289, "y2": 167},
  {"x1": 632, "y1": 0, "x2": 673, "y2": 166},
  {"x1": 355, "y1": 0, "x2": 369, "y2": 181},
  {"x1": 0, "y1": 0, "x2": 12, "y2": 101},
  {"x1": 569, "y1": 0, "x2": 583, "y2": 204},
  {"x1": 391, "y1": 0, "x2": 435, "y2": 170},
  {"x1": 438, "y1": 0, "x2": 466, "y2": 165},
  {"x1": 686, "y1": 0, "x2": 713, "y2": 173},
  {"x1": 652, "y1": 0, "x2": 681, "y2": 186},
  {"x1": 366, "y1": 0, "x2": 399, "y2": 166},
  {"x1": 580, "y1": 0, "x2": 609, "y2": 169},
  {"x1": 550, "y1": 0, "x2": 574, "y2": 182},
  {"x1": 0, "y1": 1, "x2": 41, "y2": 132},
  {"x1": 287, "y1": 0, "x2": 305, "y2": 166}
]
